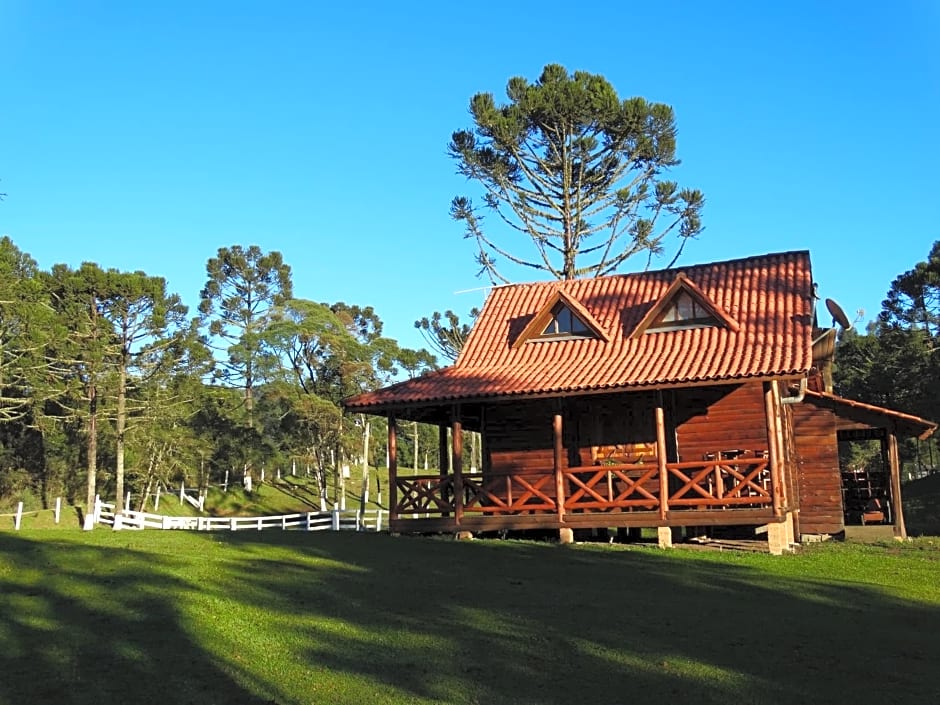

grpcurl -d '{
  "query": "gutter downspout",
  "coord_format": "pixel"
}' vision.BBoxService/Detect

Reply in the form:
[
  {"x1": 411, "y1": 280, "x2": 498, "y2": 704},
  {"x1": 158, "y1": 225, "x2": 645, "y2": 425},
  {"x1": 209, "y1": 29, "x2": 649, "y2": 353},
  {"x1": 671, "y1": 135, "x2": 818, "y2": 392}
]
[{"x1": 781, "y1": 377, "x2": 807, "y2": 405}]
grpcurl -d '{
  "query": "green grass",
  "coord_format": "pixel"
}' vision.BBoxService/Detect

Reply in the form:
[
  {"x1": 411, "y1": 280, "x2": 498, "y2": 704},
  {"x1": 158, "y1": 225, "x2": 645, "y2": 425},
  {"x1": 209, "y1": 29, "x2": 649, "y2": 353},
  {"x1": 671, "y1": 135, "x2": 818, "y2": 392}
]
[{"x1": 1, "y1": 531, "x2": 939, "y2": 705}]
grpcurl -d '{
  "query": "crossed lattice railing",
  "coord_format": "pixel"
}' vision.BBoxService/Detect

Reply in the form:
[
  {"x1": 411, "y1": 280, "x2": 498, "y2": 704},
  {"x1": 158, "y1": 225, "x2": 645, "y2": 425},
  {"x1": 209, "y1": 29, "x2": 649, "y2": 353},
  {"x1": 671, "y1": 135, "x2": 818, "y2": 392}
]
[
  {"x1": 394, "y1": 457, "x2": 772, "y2": 516},
  {"x1": 396, "y1": 475, "x2": 454, "y2": 515},
  {"x1": 563, "y1": 465, "x2": 660, "y2": 511},
  {"x1": 463, "y1": 472, "x2": 557, "y2": 513},
  {"x1": 666, "y1": 458, "x2": 771, "y2": 507}
]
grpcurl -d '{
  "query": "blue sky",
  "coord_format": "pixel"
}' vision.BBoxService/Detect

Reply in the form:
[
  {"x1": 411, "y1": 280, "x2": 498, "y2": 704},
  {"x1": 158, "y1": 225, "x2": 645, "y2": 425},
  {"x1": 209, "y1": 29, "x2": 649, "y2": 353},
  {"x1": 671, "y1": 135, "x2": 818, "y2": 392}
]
[{"x1": 2, "y1": 1, "x2": 938, "y2": 356}]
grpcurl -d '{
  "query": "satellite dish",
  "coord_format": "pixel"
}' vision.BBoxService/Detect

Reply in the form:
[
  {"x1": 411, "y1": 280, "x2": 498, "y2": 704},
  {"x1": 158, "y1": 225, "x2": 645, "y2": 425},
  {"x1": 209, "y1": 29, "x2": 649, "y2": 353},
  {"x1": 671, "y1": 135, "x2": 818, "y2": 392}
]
[{"x1": 825, "y1": 298, "x2": 852, "y2": 330}]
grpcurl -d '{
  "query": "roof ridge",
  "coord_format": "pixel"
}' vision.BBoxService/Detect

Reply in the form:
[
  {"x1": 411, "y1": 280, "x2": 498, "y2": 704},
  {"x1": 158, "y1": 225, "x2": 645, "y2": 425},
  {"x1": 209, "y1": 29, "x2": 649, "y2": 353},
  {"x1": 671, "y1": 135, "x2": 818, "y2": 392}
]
[{"x1": 481, "y1": 250, "x2": 811, "y2": 291}]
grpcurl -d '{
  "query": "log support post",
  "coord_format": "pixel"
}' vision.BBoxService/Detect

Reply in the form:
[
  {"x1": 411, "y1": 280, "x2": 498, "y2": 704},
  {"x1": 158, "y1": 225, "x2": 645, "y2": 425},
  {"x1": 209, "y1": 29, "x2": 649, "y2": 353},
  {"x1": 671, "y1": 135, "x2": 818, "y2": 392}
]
[
  {"x1": 764, "y1": 381, "x2": 784, "y2": 518},
  {"x1": 553, "y1": 409, "x2": 566, "y2": 522},
  {"x1": 655, "y1": 396, "x2": 669, "y2": 520},
  {"x1": 887, "y1": 429, "x2": 907, "y2": 540},
  {"x1": 553, "y1": 408, "x2": 571, "y2": 544},
  {"x1": 388, "y1": 415, "x2": 398, "y2": 522},
  {"x1": 770, "y1": 381, "x2": 789, "y2": 511}
]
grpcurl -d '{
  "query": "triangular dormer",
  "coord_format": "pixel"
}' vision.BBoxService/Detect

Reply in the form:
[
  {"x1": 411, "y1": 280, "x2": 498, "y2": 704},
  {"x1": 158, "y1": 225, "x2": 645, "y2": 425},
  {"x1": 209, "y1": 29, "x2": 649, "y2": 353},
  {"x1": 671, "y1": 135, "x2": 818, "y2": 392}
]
[
  {"x1": 631, "y1": 273, "x2": 739, "y2": 337},
  {"x1": 511, "y1": 289, "x2": 609, "y2": 349}
]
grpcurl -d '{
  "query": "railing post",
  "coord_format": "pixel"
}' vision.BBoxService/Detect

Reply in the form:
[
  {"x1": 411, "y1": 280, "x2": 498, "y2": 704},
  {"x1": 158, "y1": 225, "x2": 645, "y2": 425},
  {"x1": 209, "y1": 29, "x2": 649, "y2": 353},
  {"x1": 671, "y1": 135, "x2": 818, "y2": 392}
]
[
  {"x1": 230, "y1": 517, "x2": 237, "y2": 532},
  {"x1": 376, "y1": 509, "x2": 383, "y2": 532},
  {"x1": 331, "y1": 508, "x2": 340, "y2": 531},
  {"x1": 14, "y1": 501, "x2": 23, "y2": 531},
  {"x1": 54, "y1": 496, "x2": 61, "y2": 524}
]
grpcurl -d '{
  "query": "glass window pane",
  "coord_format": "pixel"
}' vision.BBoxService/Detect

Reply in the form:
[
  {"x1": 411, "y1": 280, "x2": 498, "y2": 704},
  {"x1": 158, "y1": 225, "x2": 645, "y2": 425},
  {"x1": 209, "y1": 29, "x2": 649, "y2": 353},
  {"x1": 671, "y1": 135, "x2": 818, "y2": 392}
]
[{"x1": 675, "y1": 292, "x2": 694, "y2": 320}]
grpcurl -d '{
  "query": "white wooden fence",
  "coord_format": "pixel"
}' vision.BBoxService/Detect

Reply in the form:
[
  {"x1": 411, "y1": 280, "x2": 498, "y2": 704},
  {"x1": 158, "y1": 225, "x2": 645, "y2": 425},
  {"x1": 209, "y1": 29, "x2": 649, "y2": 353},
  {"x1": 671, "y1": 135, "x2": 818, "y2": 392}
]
[{"x1": 92, "y1": 497, "x2": 383, "y2": 533}]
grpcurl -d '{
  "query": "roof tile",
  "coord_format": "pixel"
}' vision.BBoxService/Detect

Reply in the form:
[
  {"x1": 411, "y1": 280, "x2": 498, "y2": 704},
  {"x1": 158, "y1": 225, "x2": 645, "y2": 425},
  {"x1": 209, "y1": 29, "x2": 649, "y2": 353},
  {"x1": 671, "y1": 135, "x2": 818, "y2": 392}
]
[{"x1": 346, "y1": 251, "x2": 815, "y2": 410}]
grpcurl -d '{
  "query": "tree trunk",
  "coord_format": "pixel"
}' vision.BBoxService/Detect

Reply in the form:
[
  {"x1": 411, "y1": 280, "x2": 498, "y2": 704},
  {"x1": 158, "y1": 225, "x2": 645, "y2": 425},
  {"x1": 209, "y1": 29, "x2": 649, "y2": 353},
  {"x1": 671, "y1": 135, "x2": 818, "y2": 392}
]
[
  {"x1": 115, "y1": 350, "x2": 128, "y2": 514},
  {"x1": 413, "y1": 421, "x2": 419, "y2": 473},
  {"x1": 360, "y1": 419, "x2": 370, "y2": 515},
  {"x1": 85, "y1": 383, "x2": 98, "y2": 517}
]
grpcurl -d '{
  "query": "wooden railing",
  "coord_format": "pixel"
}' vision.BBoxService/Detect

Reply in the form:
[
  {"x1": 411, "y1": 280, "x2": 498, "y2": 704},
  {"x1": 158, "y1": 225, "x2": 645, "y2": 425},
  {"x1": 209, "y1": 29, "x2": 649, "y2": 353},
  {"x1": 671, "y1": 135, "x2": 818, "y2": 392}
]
[
  {"x1": 666, "y1": 458, "x2": 771, "y2": 507},
  {"x1": 396, "y1": 475, "x2": 454, "y2": 515},
  {"x1": 393, "y1": 456, "x2": 772, "y2": 518},
  {"x1": 463, "y1": 472, "x2": 557, "y2": 514},
  {"x1": 564, "y1": 464, "x2": 660, "y2": 511}
]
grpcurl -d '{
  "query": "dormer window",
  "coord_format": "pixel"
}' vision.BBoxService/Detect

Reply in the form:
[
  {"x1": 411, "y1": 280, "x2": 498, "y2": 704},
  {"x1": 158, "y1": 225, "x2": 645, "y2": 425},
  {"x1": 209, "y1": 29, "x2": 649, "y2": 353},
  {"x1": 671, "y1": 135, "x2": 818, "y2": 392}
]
[
  {"x1": 540, "y1": 303, "x2": 591, "y2": 338},
  {"x1": 647, "y1": 290, "x2": 718, "y2": 332},
  {"x1": 510, "y1": 290, "x2": 609, "y2": 349},
  {"x1": 629, "y1": 273, "x2": 740, "y2": 338}
]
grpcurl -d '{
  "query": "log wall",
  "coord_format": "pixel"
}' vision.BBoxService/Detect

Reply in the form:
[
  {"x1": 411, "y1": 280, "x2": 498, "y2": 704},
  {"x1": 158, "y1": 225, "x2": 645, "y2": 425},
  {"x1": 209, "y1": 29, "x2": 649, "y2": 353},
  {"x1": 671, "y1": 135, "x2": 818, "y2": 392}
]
[
  {"x1": 485, "y1": 399, "x2": 558, "y2": 474},
  {"x1": 673, "y1": 383, "x2": 770, "y2": 462},
  {"x1": 485, "y1": 386, "x2": 775, "y2": 474},
  {"x1": 792, "y1": 404, "x2": 844, "y2": 535}
]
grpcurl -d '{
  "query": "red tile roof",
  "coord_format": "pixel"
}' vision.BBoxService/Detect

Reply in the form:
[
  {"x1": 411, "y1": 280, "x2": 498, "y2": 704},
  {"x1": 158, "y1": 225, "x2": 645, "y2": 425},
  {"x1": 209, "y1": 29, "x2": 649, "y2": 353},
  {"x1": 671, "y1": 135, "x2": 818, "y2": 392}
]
[
  {"x1": 346, "y1": 251, "x2": 814, "y2": 411},
  {"x1": 802, "y1": 390, "x2": 937, "y2": 439}
]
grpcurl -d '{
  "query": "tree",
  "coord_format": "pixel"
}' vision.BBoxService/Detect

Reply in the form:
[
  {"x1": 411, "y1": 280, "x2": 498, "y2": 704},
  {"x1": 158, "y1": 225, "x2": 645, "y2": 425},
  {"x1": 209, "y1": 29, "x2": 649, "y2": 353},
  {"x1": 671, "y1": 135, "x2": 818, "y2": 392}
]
[
  {"x1": 449, "y1": 63, "x2": 704, "y2": 284},
  {"x1": 98, "y1": 271, "x2": 190, "y2": 513},
  {"x1": 0, "y1": 238, "x2": 57, "y2": 423},
  {"x1": 198, "y1": 245, "x2": 293, "y2": 430},
  {"x1": 414, "y1": 308, "x2": 479, "y2": 362},
  {"x1": 43, "y1": 263, "x2": 119, "y2": 516},
  {"x1": 834, "y1": 242, "x2": 940, "y2": 476},
  {"x1": 880, "y1": 240, "x2": 940, "y2": 338}
]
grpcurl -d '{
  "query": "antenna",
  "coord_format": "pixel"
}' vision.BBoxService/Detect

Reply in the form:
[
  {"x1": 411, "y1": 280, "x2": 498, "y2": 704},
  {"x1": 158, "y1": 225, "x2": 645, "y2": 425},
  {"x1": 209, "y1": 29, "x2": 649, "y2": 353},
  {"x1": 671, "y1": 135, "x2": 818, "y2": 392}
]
[{"x1": 825, "y1": 298, "x2": 852, "y2": 330}]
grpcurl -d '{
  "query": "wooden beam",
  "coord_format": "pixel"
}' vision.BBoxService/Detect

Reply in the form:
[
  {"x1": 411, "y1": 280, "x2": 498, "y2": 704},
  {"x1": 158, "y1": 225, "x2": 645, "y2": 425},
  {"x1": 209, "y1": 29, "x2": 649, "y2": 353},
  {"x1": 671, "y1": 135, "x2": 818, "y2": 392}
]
[
  {"x1": 452, "y1": 412, "x2": 464, "y2": 525},
  {"x1": 770, "y1": 380, "x2": 789, "y2": 511},
  {"x1": 655, "y1": 398, "x2": 669, "y2": 519},
  {"x1": 887, "y1": 429, "x2": 907, "y2": 539},
  {"x1": 553, "y1": 411, "x2": 565, "y2": 520},
  {"x1": 388, "y1": 415, "x2": 398, "y2": 522},
  {"x1": 764, "y1": 382, "x2": 783, "y2": 518}
]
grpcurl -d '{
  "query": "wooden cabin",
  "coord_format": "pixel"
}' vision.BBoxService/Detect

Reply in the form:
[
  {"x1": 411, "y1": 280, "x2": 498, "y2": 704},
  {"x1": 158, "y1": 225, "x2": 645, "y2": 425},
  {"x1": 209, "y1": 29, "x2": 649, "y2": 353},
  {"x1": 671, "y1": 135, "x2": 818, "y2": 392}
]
[{"x1": 344, "y1": 251, "x2": 936, "y2": 552}]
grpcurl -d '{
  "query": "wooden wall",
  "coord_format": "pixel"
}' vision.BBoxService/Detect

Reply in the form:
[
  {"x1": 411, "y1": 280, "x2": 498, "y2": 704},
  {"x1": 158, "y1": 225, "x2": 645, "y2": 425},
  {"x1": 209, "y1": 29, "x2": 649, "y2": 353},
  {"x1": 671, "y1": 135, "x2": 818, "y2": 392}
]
[
  {"x1": 792, "y1": 404, "x2": 844, "y2": 535},
  {"x1": 484, "y1": 394, "x2": 660, "y2": 474},
  {"x1": 483, "y1": 385, "x2": 776, "y2": 475},
  {"x1": 484, "y1": 399, "x2": 557, "y2": 474},
  {"x1": 672, "y1": 383, "x2": 770, "y2": 463}
]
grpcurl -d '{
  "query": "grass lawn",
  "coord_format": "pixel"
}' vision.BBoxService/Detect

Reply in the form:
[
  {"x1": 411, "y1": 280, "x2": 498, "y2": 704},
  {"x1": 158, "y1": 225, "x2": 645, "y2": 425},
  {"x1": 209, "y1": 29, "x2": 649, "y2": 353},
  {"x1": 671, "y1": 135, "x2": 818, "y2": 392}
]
[{"x1": 1, "y1": 531, "x2": 939, "y2": 705}]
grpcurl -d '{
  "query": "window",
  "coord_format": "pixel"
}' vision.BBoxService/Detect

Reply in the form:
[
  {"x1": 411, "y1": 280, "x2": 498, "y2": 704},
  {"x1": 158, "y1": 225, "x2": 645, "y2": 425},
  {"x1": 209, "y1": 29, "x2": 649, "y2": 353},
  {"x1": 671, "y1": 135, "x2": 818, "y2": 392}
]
[
  {"x1": 540, "y1": 302, "x2": 592, "y2": 338},
  {"x1": 647, "y1": 290, "x2": 718, "y2": 331}
]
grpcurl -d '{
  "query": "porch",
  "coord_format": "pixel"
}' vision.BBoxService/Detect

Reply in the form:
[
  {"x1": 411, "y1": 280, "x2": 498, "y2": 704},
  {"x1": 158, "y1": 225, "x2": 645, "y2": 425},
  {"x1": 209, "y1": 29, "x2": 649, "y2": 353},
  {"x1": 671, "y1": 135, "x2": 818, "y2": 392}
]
[
  {"x1": 382, "y1": 381, "x2": 794, "y2": 548},
  {"x1": 391, "y1": 456, "x2": 776, "y2": 534}
]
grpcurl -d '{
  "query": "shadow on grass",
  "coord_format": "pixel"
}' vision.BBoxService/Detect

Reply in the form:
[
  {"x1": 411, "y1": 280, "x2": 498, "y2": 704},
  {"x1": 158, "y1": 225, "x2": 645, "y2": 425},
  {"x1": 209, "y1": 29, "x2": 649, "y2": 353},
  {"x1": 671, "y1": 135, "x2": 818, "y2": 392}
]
[
  {"x1": 2, "y1": 530, "x2": 939, "y2": 705},
  {"x1": 218, "y1": 532, "x2": 940, "y2": 705},
  {"x1": 0, "y1": 533, "x2": 274, "y2": 705}
]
